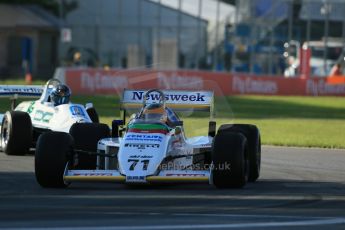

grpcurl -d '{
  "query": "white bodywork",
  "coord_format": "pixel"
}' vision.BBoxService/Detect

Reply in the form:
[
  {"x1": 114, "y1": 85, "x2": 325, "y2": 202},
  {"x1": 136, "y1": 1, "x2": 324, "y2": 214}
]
[
  {"x1": 64, "y1": 89, "x2": 214, "y2": 184},
  {"x1": 14, "y1": 101, "x2": 92, "y2": 132},
  {"x1": 0, "y1": 80, "x2": 92, "y2": 148},
  {"x1": 65, "y1": 132, "x2": 212, "y2": 184}
]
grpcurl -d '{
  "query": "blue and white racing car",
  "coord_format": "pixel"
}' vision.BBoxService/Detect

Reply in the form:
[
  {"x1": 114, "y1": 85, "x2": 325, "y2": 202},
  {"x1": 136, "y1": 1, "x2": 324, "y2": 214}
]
[
  {"x1": 0, "y1": 79, "x2": 102, "y2": 156},
  {"x1": 35, "y1": 89, "x2": 261, "y2": 188}
]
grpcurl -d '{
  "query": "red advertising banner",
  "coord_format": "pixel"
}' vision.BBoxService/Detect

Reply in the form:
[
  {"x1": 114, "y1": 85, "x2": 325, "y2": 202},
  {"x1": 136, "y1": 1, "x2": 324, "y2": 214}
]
[{"x1": 54, "y1": 67, "x2": 345, "y2": 96}]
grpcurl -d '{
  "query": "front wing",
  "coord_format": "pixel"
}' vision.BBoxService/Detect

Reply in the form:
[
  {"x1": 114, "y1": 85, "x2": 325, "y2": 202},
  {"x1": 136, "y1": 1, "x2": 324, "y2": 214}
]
[{"x1": 64, "y1": 169, "x2": 210, "y2": 184}]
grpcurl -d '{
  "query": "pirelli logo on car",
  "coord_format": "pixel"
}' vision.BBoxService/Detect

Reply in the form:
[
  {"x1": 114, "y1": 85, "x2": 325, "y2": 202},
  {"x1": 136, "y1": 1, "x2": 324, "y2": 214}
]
[{"x1": 121, "y1": 90, "x2": 214, "y2": 112}]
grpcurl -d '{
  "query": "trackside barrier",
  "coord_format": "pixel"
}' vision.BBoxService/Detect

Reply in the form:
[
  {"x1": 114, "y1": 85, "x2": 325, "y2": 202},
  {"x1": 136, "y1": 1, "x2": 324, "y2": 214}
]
[{"x1": 53, "y1": 67, "x2": 345, "y2": 96}]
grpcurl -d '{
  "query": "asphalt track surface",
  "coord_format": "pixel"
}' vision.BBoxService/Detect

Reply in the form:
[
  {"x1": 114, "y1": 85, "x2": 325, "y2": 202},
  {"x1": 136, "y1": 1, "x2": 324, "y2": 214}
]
[{"x1": 0, "y1": 146, "x2": 345, "y2": 230}]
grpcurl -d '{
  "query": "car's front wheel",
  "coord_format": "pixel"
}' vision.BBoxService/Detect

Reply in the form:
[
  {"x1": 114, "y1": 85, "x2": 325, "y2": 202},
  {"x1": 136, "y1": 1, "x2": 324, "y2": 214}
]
[
  {"x1": 1, "y1": 111, "x2": 32, "y2": 155},
  {"x1": 69, "y1": 123, "x2": 110, "y2": 169},
  {"x1": 35, "y1": 131, "x2": 73, "y2": 188},
  {"x1": 218, "y1": 124, "x2": 261, "y2": 182},
  {"x1": 212, "y1": 131, "x2": 249, "y2": 188}
]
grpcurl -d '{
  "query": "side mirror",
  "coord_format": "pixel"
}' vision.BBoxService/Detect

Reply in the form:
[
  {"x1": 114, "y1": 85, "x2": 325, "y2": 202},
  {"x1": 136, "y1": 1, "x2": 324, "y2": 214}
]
[
  {"x1": 175, "y1": 127, "x2": 182, "y2": 135},
  {"x1": 208, "y1": 121, "x2": 216, "y2": 137},
  {"x1": 171, "y1": 120, "x2": 183, "y2": 127},
  {"x1": 111, "y1": 119, "x2": 124, "y2": 137},
  {"x1": 85, "y1": 103, "x2": 93, "y2": 109}
]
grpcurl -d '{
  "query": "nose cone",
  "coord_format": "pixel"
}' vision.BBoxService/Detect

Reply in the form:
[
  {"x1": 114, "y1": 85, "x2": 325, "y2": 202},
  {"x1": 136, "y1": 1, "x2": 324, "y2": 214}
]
[{"x1": 118, "y1": 131, "x2": 168, "y2": 178}]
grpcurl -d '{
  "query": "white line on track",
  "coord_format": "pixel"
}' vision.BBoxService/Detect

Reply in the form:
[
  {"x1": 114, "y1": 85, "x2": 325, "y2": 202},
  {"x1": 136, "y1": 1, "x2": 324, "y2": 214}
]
[
  {"x1": 172, "y1": 213, "x2": 333, "y2": 219},
  {"x1": 4, "y1": 194, "x2": 345, "y2": 201},
  {"x1": 3, "y1": 217, "x2": 345, "y2": 230}
]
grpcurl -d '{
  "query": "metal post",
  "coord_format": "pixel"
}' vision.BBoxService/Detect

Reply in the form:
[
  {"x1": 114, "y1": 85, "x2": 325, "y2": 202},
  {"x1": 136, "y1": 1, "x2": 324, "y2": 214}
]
[
  {"x1": 343, "y1": 2, "x2": 345, "y2": 50},
  {"x1": 322, "y1": 1, "x2": 330, "y2": 76},
  {"x1": 214, "y1": 0, "x2": 220, "y2": 71},
  {"x1": 288, "y1": 0, "x2": 293, "y2": 41},
  {"x1": 177, "y1": 0, "x2": 181, "y2": 68},
  {"x1": 58, "y1": 0, "x2": 64, "y2": 65},
  {"x1": 117, "y1": 0, "x2": 123, "y2": 67},
  {"x1": 249, "y1": 1, "x2": 254, "y2": 74},
  {"x1": 157, "y1": 0, "x2": 161, "y2": 67},
  {"x1": 137, "y1": 0, "x2": 142, "y2": 53},
  {"x1": 95, "y1": 1, "x2": 101, "y2": 66},
  {"x1": 269, "y1": 27, "x2": 274, "y2": 75},
  {"x1": 196, "y1": 0, "x2": 202, "y2": 69},
  {"x1": 306, "y1": 0, "x2": 311, "y2": 42},
  {"x1": 231, "y1": 0, "x2": 238, "y2": 73}
]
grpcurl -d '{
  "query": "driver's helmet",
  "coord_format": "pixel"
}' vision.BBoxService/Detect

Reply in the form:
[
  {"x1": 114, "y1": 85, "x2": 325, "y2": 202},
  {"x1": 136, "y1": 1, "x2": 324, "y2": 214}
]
[
  {"x1": 142, "y1": 103, "x2": 167, "y2": 123},
  {"x1": 50, "y1": 84, "x2": 71, "y2": 106}
]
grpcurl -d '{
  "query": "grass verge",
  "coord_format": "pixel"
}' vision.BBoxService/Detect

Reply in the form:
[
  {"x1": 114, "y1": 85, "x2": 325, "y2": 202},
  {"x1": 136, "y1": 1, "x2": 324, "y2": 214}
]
[{"x1": 87, "y1": 95, "x2": 345, "y2": 149}]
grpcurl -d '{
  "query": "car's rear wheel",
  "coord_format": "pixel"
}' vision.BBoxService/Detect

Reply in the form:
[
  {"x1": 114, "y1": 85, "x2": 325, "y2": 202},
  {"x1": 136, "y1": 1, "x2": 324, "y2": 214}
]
[
  {"x1": 35, "y1": 131, "x2": 73, "y2": 188},
  {"x1": 69, "y1": 123, "x2": 110, "y2": 169},
  {"x1": 218, "y1": 124, "x2": 261, "y2": 182},
  {"x1": 212, "y1": 131, "x2": 249, "y2": 188},
  {"x1": 1, "y1": 111, "x2": 32, "y2": 155}
]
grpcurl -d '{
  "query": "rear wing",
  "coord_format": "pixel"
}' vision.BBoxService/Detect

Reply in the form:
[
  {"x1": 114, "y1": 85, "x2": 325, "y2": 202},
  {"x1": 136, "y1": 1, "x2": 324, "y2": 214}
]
[
  {"x1": 0, "y1": 85, "x2": 43, "y2": 109},
  {"x1": 0, "y1": 85, "x2": 43, "y2": 97},
  {"x1": 121, "y1": 89, "x2": 214, "y2": 113}
]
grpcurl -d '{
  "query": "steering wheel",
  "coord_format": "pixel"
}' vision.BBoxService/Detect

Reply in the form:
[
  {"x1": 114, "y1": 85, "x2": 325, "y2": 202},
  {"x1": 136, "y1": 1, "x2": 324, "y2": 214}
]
[{"x1": 142, "y1": 89, "x2": 166, "y2": 108}]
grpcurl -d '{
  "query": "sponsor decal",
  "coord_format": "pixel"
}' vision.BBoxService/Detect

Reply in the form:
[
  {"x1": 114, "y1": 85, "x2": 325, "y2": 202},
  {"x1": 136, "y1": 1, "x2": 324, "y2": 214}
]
[
  {"x1": 166, "y1": 173, "x2": 206, "y2": 177},
  {"x1": 80, "y1": 72, "x2": 128, "y2": 92},
  {"x1": 129, "y1": 155, "x2": 153, "y2": 159},
  {"x1": 131, "y1": 91, "x2": 206, "y2": 102},
  {"x1": 70, "y1": 105, "x2": 86, "y2": 116},
  {"x1": 33, "y1": 110, "x2": 53, "y2": 123},
  {"x1": 72, "y1": 173, "x2": 113, "y2": 176},
  {"x1": 126, "y1": 175, "x2": 146, "y2": 183},
  {"x1": 232, "y1": 76, "x2": 278, "y2": 94},
  {"x1": 306, "y1": 79, "x2": 345, "y2": 95},
  {"x1": 157, "y1": 72, "x2": 203, "y2": 89},
  {"x1": 26, "y1": 101, "x2": 35, "y2": 114},
  {"x1": 122, "y1": 90, "x2": 213, "y2": 106},
  {"x1": 125, "y1": 143, "x2": 160, "y2": 149},
  {"x1": 125, "y1": 134, "x2": 163, "y2": 142},
  {"x1": 0, "y1": 86, "x2": 43, "y2": 96}
]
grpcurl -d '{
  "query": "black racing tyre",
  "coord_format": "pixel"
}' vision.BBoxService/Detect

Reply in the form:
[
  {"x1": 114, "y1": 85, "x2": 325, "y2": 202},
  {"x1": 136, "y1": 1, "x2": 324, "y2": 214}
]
[
  {"x1": 218, "y1": 124, "x2": 261, "y2": 182},
  {"x1": 1, "y1": 111, "x2": 32, "y2": 155},
  {"x1": 69, "y1": 123, "x2": 110, "y2": 169},
  {"x1": 35, "y1": 132, "x2": 73, "y2": 188},
  {"x1": 212, "y1": 132, "x2": 248, "y2": 188},
  {"x1": 86, "y1": 107, "x2": 99, "y2": 123}
]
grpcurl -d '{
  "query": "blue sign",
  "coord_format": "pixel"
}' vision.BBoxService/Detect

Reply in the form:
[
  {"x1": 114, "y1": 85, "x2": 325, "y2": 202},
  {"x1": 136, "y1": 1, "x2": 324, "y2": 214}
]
[{"x1": 70, "y1": 106, "x2": 85, "y2": 116}]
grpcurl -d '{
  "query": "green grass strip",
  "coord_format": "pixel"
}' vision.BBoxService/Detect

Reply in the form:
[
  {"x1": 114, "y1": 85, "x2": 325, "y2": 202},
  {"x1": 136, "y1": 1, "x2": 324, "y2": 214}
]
[{"x1": 1, "y1": 80, "x2": 344, "y2": 148}]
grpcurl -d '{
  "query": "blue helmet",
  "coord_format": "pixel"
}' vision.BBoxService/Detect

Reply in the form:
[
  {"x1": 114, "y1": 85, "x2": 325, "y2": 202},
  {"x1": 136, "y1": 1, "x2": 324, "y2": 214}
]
[{"x1": 51, "y1": 84, "x2": 71, "y2": 106}]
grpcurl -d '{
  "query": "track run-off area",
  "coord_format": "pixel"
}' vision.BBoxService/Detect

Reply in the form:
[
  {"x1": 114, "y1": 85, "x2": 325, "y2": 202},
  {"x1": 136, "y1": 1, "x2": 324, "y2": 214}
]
[{"x1": 0, "y1": 146, "x2": 345, "y2": 230}]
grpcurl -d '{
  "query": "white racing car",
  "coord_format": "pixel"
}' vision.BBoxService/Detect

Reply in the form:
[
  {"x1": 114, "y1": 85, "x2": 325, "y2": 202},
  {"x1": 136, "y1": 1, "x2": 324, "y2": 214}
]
[
  {"x1": 35, "y1": 89, "x2": 261, "y2": 188},
  {"x1": 0, "y1": 79, "x2": 104, "y2": 156}
]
